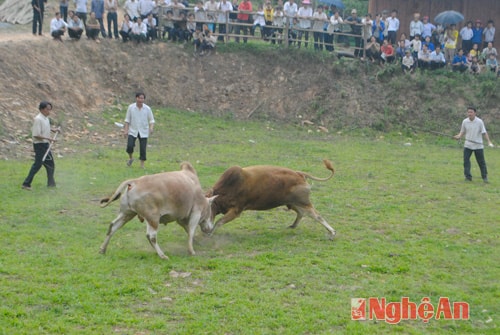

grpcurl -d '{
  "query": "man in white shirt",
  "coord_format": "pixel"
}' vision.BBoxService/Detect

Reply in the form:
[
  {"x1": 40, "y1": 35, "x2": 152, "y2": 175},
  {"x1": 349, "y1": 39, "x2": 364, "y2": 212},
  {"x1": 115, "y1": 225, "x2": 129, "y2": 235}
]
[
  {"x1": 453, "y1": 107, "x2": 494, "y2": 183},
  {"x1": 217, "y1": 0, "x2": 233, "y2": 41},
  {"x1": 296, "y1": 0, "x2": 312, "y2": 48},
  {"x1": 50, "y1": 12, "x2": 68, "y2": 41},
  {"x1": 68, "y1": 13, "x2": 85, "y2": 39},
  {"x1": 124, "y1": 93, "x2": 155, "y2": 168},
  {"x1": 283, "y1": 0, "x2": 297, "y2": 27},
  {"x1": 22, "y1": 101, "x2": 60, "y2": 190},
  {"x1": 130, "y1": 16, "x2": 148, "y2": 42},
  {"x1": 386, "y1": 9, "x2": 399, "y2": 45},
  {"x1": 409, "y1": 12, "x2": 423, "y2": 40},
  {"x1": 74, "y1": 0, "x2": 88, "y2": 26},
  {"x1": 429, "y1": 45, "x2": 446, "y2": 69},
  {"x1": 138, "y1": 0, "x2": 155, "y2": 19}
]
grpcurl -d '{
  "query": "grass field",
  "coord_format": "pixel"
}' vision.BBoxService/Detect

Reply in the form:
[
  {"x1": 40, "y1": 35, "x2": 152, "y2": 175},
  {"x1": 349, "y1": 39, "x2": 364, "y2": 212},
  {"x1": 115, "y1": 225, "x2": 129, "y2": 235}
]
[{"x1": 1, "y1": 109, "x2": 498, "y2": 334}]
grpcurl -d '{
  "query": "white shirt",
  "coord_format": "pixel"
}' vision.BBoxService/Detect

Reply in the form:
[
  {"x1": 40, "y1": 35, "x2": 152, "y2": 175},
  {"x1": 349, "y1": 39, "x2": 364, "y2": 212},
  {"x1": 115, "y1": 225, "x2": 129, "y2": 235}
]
[
  {"x1": 124, "y1": 0, "x2": 140, "y2": 18},
  {"x1": 125, "y1": 103, "x2": 155, "y2": 137},
  {"x1": 131, "y1": 21, "x2": 147, "y2": 35},
  {"x1": 32, "y1": 113, "x2": 51, "y2": 144},
  {"x1": 68, "y1": 17, "x2": 84, "y2": 29},
  {"x1": 312, "y1": 12, "x2": 327, "y2": 32},
  {"x1": 409, "y1": 20, "x2": 424, "y2": 37},
  {"x1": 430, "y1": 50, "x2": 445, "y2": 63},
  {"x1": 362, "y1": 18, "x2": 373, "y2": 38},
  {"x1": 297, "y1": 6, "x2": 312, "y2": 29},
  {"x1": 217, "y1": 1, "x2": 233, "y2": 23},
  {"x1": 387, "y1": 16, "x2": 399, "y2": 32},
  {"x1": 283, "y1": 1, "x2": 297, "y2": 20},
  {"x1": 460, "y1": 27, "x2": 473, "y2": 41},
  {"x1": 328, "y1": 15, "x2": 343, "y2": 33},
  {"x1": 50, "y1": 18, "x2": 67, "y2": 33},
  {"x1": 460, "y1": 117, "x2": 487, "y2": 150},
  {"x1": 138, "y1": 0, "x2": 155, "y2": 16},
  {"x1": 74, "y1": 0, "x2": 88, "y2": 13}
]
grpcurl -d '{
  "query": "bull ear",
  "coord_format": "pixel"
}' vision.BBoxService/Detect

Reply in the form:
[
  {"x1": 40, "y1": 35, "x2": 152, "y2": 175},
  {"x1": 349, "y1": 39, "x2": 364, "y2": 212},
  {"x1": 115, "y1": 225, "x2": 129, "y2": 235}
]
[
  {"x1": 205, "y1": 188, "x2": 214, "y2": 197},
  {"x1": 207, "y1": 195, "x2": 218, "y2": 204}
]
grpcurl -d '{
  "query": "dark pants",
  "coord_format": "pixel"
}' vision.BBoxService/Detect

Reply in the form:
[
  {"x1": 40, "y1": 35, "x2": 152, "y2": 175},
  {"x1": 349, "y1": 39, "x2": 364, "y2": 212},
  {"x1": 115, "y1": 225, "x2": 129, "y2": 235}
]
[
  {"x1": 76, "y1": 12, "x2": 87, "y2": 36},
  {"x1": 127, "y1": 134, "x2": 148, "y2": 161},
  {"x1": 23, "y1": 143, "x2": 55, "y2": 187},
  {"x1": 462, "y1": 40, "x2": 473, "y2": 55},
  {"x1": 51, "y1": 29, "x2": 65, "y2": 39},
  {"x1": 218, "y1": 23, "x2": 227, "y2": 41},
  {"x1": 324, "y1": 33, "x2": 334, "y2": 51},
  {"x1": 353, "y1": 35, "x2": 362, "y2": 57},
  {"x1": 60, "y1": 5, "x2": 68, "y2": 23},
  {"x1": 463, "y1": 148, "x2": 487, "y2": 180},
  {"x1": 387, "y1": 31, "x2": 397, "y2": 45},
  {"x1": 32, "y1": 10, "x2": 44, "y2": 35},
  {"x1": 97, "y1": 17, "x2": 107, "y2": 37},
  {"x1": 88, "y1": 28, "x2": 100, "y2": 40},
  {"x1": 69, "y1": 28, "x2": 83, "y2": 40},
  {"x1": 107, "y1": 12, "x2": 119, "y2": 38},
  {"x1": 297, "y1": 30, "x2": 309, "y2": 48},
  {"x1": 120, "y1": 30, "x2": 130, "y2": 42},
  {"x1": 313, "y1": 31, "x2": 324, "y2": 50},
  {"x1": 235, "y1": 19, "x2": 251, "y2": 43}
]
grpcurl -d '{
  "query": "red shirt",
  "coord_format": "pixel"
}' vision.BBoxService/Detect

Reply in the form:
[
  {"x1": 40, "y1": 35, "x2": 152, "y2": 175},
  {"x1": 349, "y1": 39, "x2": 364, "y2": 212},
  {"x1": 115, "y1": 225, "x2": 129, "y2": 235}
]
[
  {"x1": 237, "y1": 0, "x2": 252, "y2": 21},
  {"x1": 381, "y1": 44, "x2": 394, "y2": 56}
]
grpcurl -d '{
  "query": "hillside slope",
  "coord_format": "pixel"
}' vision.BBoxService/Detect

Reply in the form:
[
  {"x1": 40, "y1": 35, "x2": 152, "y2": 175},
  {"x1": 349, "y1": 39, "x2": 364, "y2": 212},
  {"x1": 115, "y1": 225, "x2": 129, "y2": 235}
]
[{"x1": 1, "y1": 37, "x2": 499, "y2": 159}]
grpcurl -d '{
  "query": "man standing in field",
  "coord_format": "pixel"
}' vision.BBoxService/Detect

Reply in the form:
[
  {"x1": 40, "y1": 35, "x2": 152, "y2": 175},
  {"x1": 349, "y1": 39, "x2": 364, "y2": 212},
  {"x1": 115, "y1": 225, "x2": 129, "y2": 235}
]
[
  {"x1": 22, "y1": 101, "x2": 60, "y2": 190},
  {"x1": 123, "y1": 93, "x2": 155, "y2": 169},
  {"x1": 453, "y1": 107, "x2": 494, "y2": 183}
]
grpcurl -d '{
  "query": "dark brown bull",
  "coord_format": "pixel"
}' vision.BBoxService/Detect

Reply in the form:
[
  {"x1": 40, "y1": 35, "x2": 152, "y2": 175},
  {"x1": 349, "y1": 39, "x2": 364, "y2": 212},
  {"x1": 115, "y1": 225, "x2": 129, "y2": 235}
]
[{"x1": 207, "y1": 159, "x2": 336, "y2": 238}]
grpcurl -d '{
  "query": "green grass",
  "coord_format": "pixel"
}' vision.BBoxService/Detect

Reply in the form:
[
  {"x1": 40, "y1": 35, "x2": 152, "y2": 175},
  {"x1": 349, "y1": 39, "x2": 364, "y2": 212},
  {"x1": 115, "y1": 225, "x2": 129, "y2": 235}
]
[{"x1": 1, "y1": 109, "x2": 498, "y2": 334}]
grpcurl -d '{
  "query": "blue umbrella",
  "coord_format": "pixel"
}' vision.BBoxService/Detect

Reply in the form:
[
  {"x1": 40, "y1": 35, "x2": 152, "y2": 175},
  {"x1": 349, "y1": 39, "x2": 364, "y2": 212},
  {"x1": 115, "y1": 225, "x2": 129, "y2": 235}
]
[
  {"x1": 318, "y1": 0, "x2": 345, "y2": 10},
  {"x1": 434, "y1": 10, "x2": 464, "y2": 25}
]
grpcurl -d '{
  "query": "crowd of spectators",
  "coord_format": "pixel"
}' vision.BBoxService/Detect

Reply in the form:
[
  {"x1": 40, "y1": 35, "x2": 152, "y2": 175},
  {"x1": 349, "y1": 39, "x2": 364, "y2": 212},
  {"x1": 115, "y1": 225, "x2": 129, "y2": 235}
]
[{"x1": 43, "y1": 1, "x2": 498, "y2": 74}]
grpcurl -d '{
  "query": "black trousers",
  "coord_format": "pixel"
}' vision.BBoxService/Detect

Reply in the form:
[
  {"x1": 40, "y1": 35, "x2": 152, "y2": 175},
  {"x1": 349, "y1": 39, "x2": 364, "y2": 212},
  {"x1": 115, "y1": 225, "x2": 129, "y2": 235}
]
[
  {"x1": 127, "y1": 134, "x2": 148, "y2": 161},
  {"x1": 32, "y1": 10, "x2": 44, "y2": 35},
  {"x1": 23, "y1": 143, "x2": 55, "y2": 187},
  {"x1": 463, "y1": 148, "x2": 487, "y2": 180}
]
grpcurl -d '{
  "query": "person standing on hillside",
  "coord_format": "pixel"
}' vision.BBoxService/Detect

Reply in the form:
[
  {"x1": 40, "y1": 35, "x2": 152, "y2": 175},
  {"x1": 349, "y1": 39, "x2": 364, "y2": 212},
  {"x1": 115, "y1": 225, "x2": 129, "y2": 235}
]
[
  {"x1": 60, "y1": 0, "x2": 69, "y2": 22},
  {"x1": 123, "y1": 93, "x2": 155, "y2": 169},
  {"x1": 91, "y1": 0, "x2": 107, "y2": 37},
  {"x1": 235, "y1": 0, "x2": 252, "y2": 43},
  {"x1": 453, "y1": 107, "x2": 494, "y2": 183},
  {"x1": 32, "y1": 0, "x2": 47, "y2": 36},
  {"x1": 105, "y1": 0, "x2": 119, "y2": 39},
  {"x1": 74, "y1": 0, "x2": 88, "y2": 28},
  {"x1": 22, "y1": 102, "x2": 60, "y2": 190},
  {"x1": 386, "y1": 9, "x2": 399, "y2": 45}
]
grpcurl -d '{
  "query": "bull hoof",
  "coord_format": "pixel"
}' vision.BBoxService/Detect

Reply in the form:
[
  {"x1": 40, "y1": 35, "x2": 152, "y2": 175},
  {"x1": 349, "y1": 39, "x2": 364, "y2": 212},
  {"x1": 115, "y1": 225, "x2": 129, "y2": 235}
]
[
  {"x1": 99, "y1": 248, "x2": 106, "y2": 254},
  {"x1": 328, "y1": 231, "x2": 336, "y2": 240},
  {"x1": 159, "y1": 254, "x2": 169, "y2": 260}
]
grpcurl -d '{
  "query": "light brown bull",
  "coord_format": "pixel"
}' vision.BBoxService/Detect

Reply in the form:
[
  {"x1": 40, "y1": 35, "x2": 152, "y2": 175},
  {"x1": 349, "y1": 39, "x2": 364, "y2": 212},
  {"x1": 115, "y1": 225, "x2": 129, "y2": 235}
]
[{"x1": 100, "y1": 162, "x2": 216, "y2": 259}]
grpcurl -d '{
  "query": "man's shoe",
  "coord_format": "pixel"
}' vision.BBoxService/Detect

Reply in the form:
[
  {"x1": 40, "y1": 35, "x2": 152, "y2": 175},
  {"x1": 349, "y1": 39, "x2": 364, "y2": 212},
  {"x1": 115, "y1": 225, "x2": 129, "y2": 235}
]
[
  {"x1": 465, "y1": 177, "x2": 472, "y2": 182},
  {"x1": 22, "y1": 185, "x2": 32, "y2": 191},
  {"x1": 483, "y1": 178, "x2": 489, "y2": 184},
  {"x1": 127, "y1": 159, "x2": 134, "y2": 167}
]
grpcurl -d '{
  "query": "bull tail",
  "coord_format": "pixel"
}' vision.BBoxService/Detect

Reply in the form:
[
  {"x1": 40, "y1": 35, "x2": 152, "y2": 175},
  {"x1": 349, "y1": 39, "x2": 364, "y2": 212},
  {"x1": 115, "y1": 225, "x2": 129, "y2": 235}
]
[
  {"x1": 301, "y1": 159, "x2": 335, "y2": 182},
  {"x1": 100, "y1": 179, "x2": 134, "y2": 208}
]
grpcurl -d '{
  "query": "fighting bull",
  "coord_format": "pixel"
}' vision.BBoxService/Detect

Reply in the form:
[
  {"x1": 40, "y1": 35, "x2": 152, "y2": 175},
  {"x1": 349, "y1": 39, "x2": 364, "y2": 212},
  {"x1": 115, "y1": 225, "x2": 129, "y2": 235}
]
[
  {"x1": 207, "y1": 159, "x2": 336, "y2": 238},
  {"x1": 99, "y1": 162, "x2": 216, "y2": 259}
]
